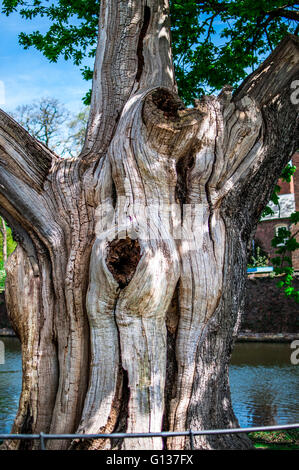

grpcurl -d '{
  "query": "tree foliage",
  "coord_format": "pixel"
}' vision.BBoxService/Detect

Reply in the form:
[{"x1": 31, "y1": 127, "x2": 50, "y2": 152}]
[
  {"x1": 247, "y1": 243, "x2": 269, "y2": 268},
  {"x1": 0, "y1": 218, "x2": 16, "y2": 291},
  {"x1": 2, "y1": 1, "x2": 298, "y2": 105},
  {"x1": 170, "y1": 0, "x2": 299, "y2": 103},
  {"x1": 262, "y1": 162, "x2": 299, "y2": 303},
  {"x1": 271, "y1": 213, "x2": 299, "y2": 303},
  {"x1": 262, "y1": 163, "x2": 297, "y2": 218}
]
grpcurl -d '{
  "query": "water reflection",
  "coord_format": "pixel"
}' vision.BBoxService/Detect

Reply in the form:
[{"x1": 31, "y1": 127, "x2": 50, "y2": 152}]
[
  {"x1": 230, "y1": 343, "x2": 299, "y2": 428},
  {"x1": 0, "y1": 339, "x2": 298, "y2": 433},
  {"x1": 0, "y1": 337, "x2": 22, "y2": 434},
  {"x1": 246, "y1": 384, "x2": 278, "y2": 426}
]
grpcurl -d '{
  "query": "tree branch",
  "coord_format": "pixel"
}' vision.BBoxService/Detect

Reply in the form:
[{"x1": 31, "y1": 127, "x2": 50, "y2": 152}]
[
  {"x1": 269, "y1": 8, "x2": 299, "y2": 22},
  {"x1": 223, "y1": 35, "x2": 299, "y2": 227},
  {"x1": 234, "y1": 34, "x2": 299, "y2": 106},
  {"x1": 0, "y1": 109, "x2": 55, "y2": 191},
  {"x1": 81, "y1": 0, "x2": 176, "y2": 163},
  {"x1": 0, "y1": 108, "x2": 59, "y2": 245}
]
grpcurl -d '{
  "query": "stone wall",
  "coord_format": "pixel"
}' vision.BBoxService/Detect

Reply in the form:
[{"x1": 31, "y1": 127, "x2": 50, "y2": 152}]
[
  {"x1": 241, "y1": 275, "x2": 299, "y2": 333},
  {"x1": 0, "y1": 292, "x2": 10, "y2": 329}
]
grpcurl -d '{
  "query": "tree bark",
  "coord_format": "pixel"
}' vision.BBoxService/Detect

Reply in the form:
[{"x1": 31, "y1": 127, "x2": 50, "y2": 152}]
[
  {"x1": 0, "y1": 0, "x2": 298, "y2": 450},
  {"x1": 0, "y1": 217, "x2": 7, "y2": 264}
]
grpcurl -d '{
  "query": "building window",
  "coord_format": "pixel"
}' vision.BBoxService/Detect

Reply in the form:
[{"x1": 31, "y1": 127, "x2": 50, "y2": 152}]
[{"x1": 275, "y1": 224, "x2": 289, "y2": 247}]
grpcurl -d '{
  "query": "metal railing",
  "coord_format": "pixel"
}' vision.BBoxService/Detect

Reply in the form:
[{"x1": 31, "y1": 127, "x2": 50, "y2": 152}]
[{"x1": 0, "y1": 423, "x2": 298, "y2": 450}]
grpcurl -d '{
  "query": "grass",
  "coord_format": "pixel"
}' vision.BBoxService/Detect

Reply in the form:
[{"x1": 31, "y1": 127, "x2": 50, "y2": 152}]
[{"x1": 249, "y1": 429, "x2": 299, "y2": 450}]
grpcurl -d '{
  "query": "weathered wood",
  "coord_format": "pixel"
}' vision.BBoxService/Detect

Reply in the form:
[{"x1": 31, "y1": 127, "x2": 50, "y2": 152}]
[
  {"x1": 0, "y1": 0, "x2": 298, "y2": 451},
  {"x1": 4, "y1": 246, "x2": 58, "y2": 449},
  {"x1": 0, "y1": 217, "x2": 7, "y2": 264}
]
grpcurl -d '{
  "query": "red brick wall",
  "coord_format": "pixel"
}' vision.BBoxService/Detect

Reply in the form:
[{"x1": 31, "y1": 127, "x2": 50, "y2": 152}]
[
  {"x1": 291, "y1": 152, "x2": 299, "y2": 270},
  {"x1": 277, "y1": 177, "x2": 293, "y2": 195},
  {"x1": 292, "y1": 152, "x2": 299, "y2": 193},
  {"x1": 291, "y1": 227, "x2": 299, "y2": 270},
  {"x1": 255, "y1": 218, "x2": 291, "y2": 262},
  {"x1": 255, "y1": 152, "x2": 299, "y2": 270}
]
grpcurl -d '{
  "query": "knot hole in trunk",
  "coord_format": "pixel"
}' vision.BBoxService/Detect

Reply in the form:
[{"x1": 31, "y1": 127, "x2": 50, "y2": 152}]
[
  {"x1": 151, "y1": 89, "x2": 185, "y2": 120},
  {"x1": 106, "y1": 237, "x2": 141, "y2": 289}
]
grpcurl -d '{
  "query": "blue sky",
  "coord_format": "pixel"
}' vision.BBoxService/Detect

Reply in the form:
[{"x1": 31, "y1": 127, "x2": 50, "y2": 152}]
[
  {"x1": 0, "y1": 5, "x2": 93, "y2": 116},
  {"x1": 0, "y1": 5, "x2": 226, "y2": 115}
]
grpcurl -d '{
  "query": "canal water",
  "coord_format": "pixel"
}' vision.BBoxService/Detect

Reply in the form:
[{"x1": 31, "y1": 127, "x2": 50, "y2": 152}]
[
  {"x1": 0, "y1": 337, "x2": 22, "y2": 435},
  {"x1": 0, "y1": 338, "x2": 298, "y2": 434}
]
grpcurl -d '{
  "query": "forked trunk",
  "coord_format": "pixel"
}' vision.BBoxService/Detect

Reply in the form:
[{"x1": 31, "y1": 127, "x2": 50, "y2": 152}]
[{"x1": 0, "y1": 0, "x2": 298, "y2": 450}]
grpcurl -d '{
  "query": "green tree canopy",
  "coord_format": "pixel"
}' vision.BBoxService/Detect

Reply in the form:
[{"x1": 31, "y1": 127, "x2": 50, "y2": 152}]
[
  {"x1": 0, "y1": 219, "x2": 16, "y2": 291},
  {"x1": 2, "y1": 0, "x2": 298, "y2": 104}
]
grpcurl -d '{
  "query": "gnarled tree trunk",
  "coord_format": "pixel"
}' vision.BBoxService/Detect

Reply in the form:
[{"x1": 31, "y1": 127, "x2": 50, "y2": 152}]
[{"x1": 0, "y1": 0, "x2": 298, "y2": 450}]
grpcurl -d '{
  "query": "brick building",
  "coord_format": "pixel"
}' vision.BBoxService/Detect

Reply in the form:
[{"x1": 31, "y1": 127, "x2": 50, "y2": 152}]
[{"x1": 254, "y1": 152, "x2": 299, "y2": 271}]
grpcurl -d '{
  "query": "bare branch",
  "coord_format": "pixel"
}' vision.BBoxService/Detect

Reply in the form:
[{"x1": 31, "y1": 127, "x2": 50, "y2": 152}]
[
  {"x1": 0, "y1": 108, "x2": 59, "y2": 245},
  {"x1": 234, "y1": 34, "x2": 299, "y2": 106},
  {"x1": 0, "y1": 109, "x2": 56, "y2": 191},
  {"x1": 264, "y1": 24, "x2": 274, "y2": 51},
  {"x1": 269, "y1": 8, "x2": 299, "y2": 22},
  {"x1": 224, "y1": 35, "x2": 299, "y2": 223}
]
